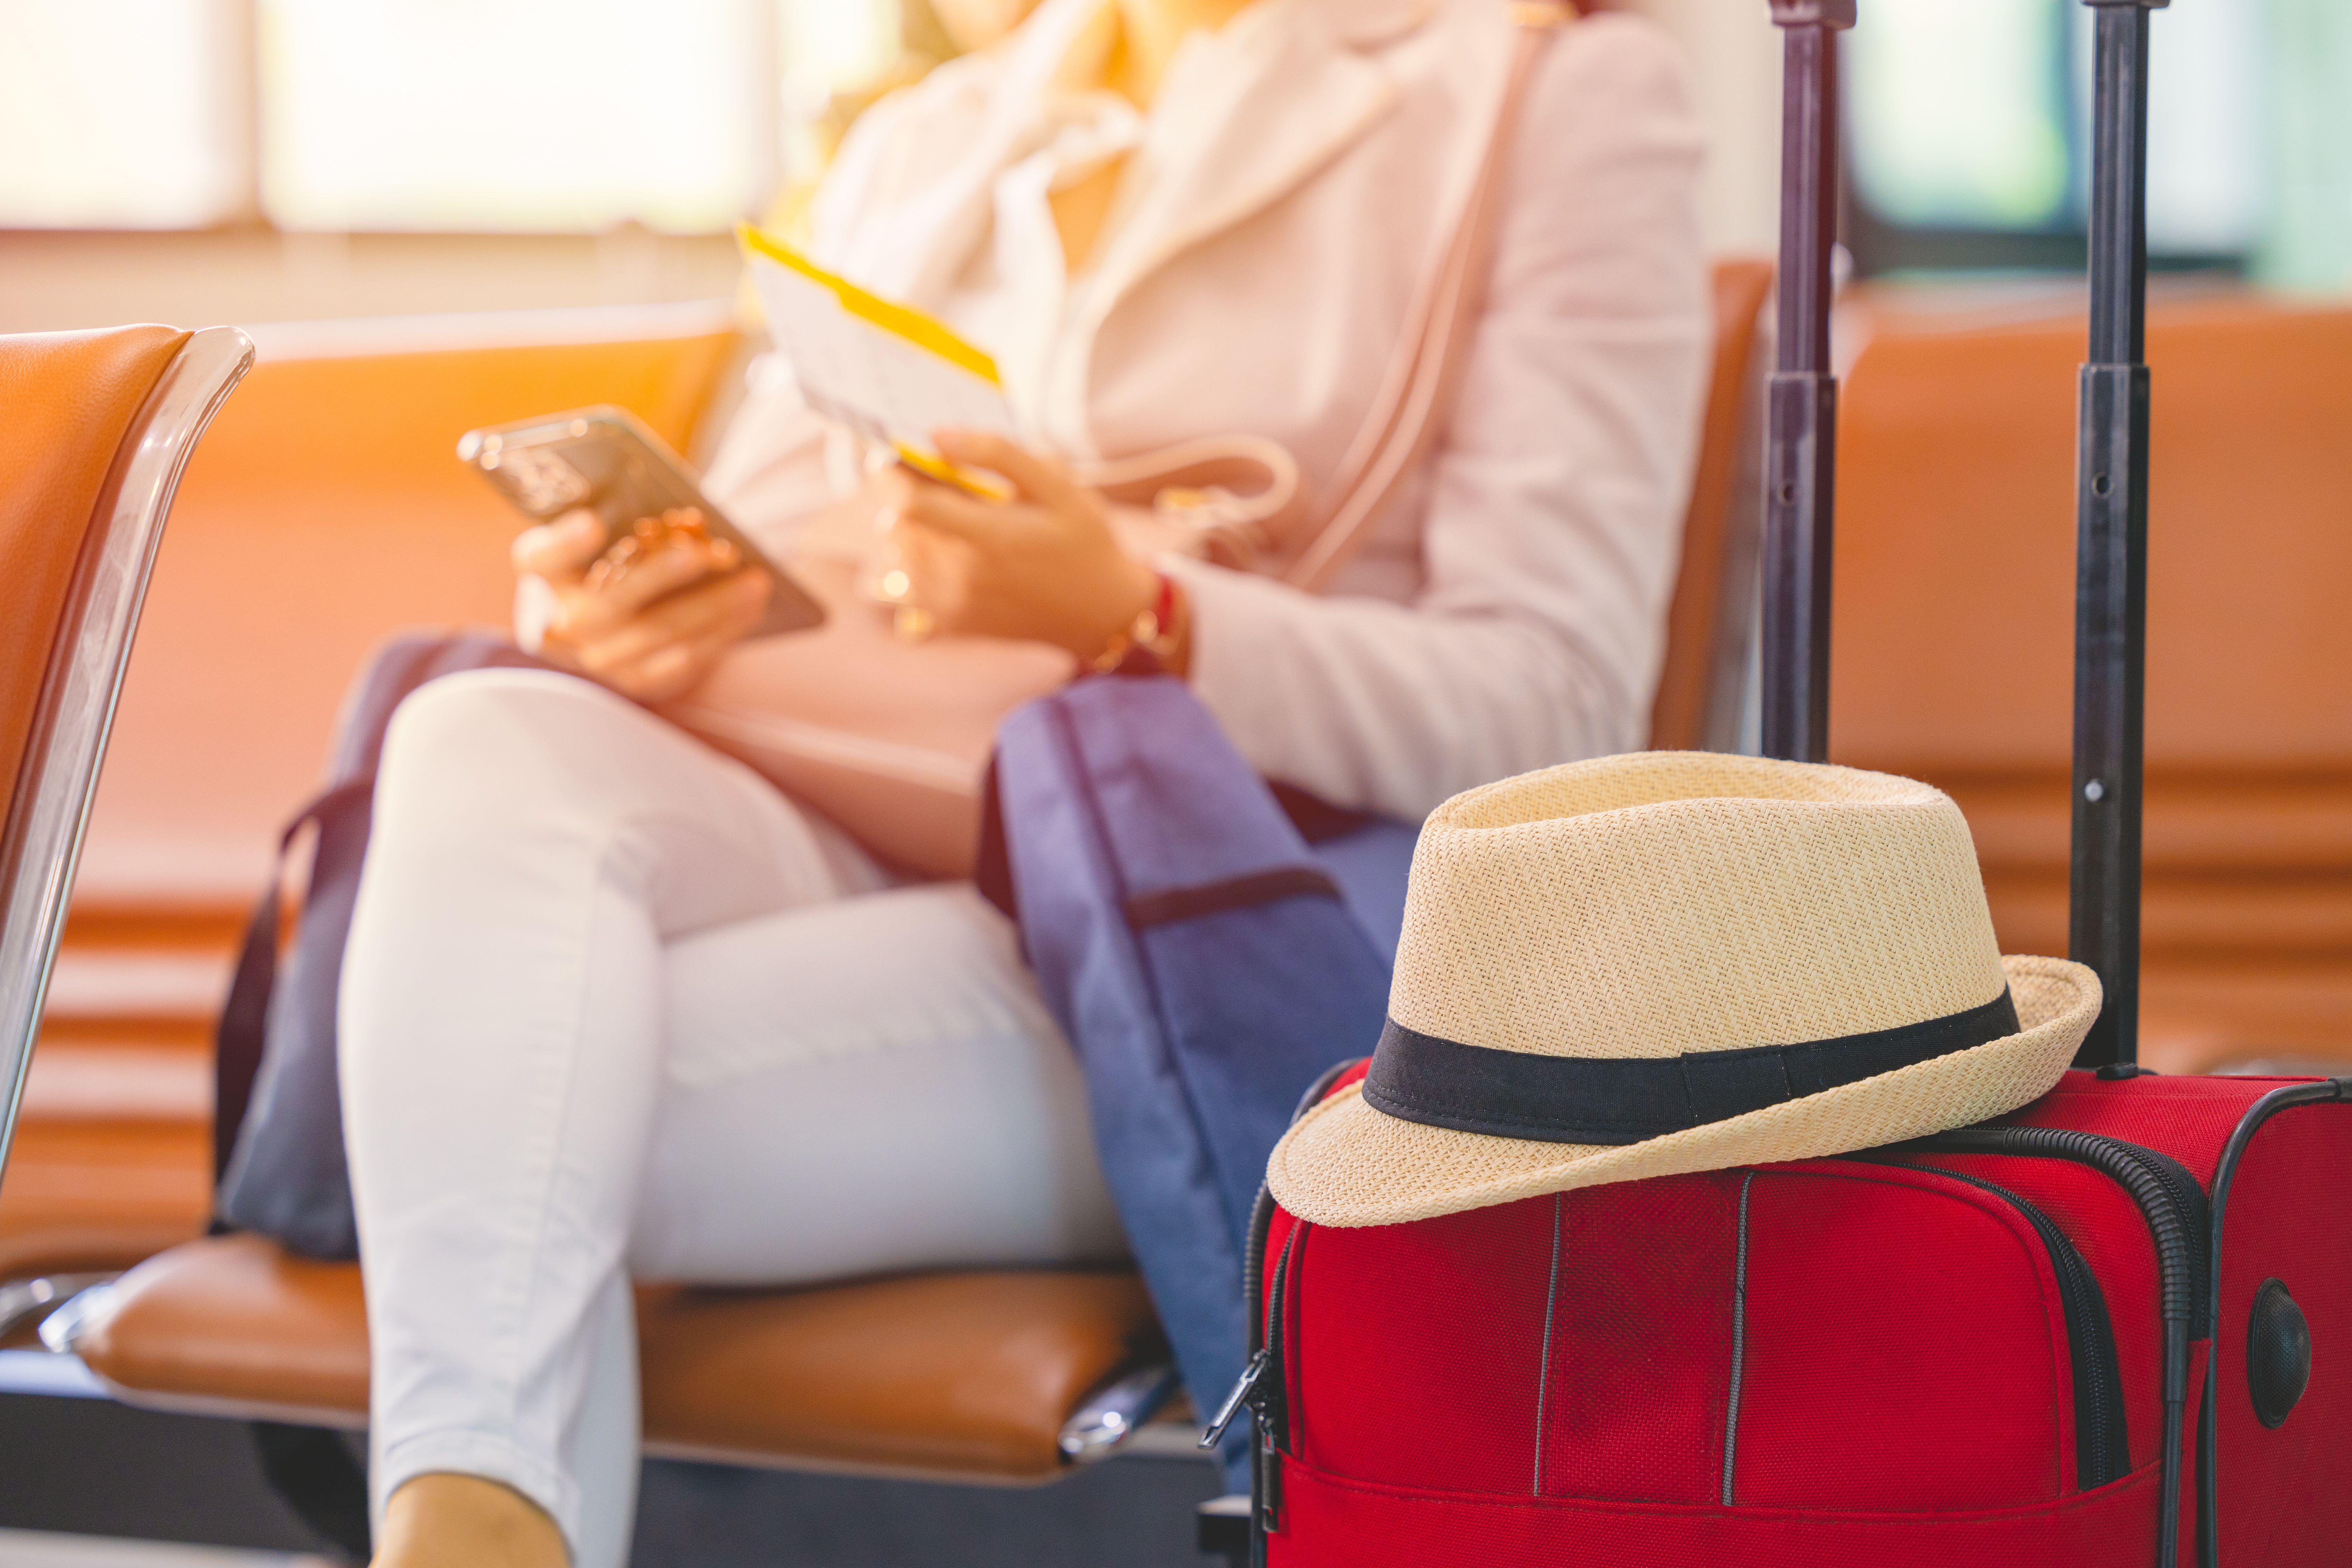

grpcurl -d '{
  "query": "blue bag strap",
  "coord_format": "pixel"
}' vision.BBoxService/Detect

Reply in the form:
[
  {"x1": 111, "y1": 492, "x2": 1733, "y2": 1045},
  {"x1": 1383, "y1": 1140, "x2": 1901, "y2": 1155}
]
[
  {"x1": 212, "y1": 634, "x2": 558, "y2": 1189},
  {"x1": 210, "y1": 776, "x2": 376, "y2": 1182}
]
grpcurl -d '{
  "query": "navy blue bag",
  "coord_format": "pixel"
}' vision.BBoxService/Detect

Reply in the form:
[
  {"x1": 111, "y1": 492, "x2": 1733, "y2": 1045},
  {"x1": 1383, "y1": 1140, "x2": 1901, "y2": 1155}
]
[
  {"x1": 214, "y1": 632, "x2": 551, "y2": 1258},
  {"x1": 986, "y1": 675, "x2": 1411, "y2": 1487}
]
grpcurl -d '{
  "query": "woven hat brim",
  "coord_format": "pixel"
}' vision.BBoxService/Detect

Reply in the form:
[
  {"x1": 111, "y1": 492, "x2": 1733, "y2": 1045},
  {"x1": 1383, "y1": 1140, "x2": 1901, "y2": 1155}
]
[{"x1": 1268, "y1": 954, "x2": 2101, "y2": 1229}]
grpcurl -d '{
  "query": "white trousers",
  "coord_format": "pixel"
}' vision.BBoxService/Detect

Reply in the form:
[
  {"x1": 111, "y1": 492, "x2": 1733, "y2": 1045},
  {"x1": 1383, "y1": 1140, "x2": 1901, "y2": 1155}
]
[{"x1": 339, "y1": 669, "x2": 1126, "y2": 1567}]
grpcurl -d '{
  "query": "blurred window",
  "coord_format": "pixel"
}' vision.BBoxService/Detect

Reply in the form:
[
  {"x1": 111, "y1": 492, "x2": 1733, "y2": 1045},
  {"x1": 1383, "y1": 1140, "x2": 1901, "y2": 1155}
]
[
  {"x1": 0, "y1": 0, "x2": 909, "y2": 233},
  {"x1": 2080, "y1": 2, "x2": 2270, "y2": 257},
  {"x1": 1848, "y1": 0, "x2": 2286, "y2": 276},
  {"x1": 778, "y1": 0, "x2": 905, "y2": 115},
  {"x1": 0, "y1": 0, "x2": 251, "y2": 227},
  {"x1": 1849, "y1": 0, "x2": 2073, "y2": 233},
  {"x1": 259, "y1": 0, "x2": 770, "y2": 232}
]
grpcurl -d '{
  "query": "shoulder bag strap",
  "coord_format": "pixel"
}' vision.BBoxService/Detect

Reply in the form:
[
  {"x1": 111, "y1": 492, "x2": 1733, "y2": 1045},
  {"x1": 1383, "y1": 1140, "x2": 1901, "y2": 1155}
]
[
  {"x1": 1079, "y1": 4, "x2": 1574, "y2": 587},
  {"x1": 1278, "y1": 2, "x2": 1577, "y2": 591}
]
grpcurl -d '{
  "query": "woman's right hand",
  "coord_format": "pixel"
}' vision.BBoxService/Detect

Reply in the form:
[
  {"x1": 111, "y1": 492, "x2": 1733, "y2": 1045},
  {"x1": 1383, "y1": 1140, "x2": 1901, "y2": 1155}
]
[{"x1": 513, "y1": 509, "x2": 773, "y2": 704}]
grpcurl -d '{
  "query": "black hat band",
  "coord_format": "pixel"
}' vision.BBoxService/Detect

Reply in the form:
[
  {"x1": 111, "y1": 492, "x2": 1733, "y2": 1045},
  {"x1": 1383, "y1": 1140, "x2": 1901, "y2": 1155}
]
[{"x1": 1361, "y1": 987, "x2": 2023, "y2": 1146}]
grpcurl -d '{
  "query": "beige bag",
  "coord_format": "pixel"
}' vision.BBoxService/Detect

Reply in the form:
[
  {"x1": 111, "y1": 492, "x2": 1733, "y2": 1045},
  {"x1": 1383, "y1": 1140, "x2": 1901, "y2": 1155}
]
[{"x1": 664, "y1": 9, "x2": 1569, "y2": 878}]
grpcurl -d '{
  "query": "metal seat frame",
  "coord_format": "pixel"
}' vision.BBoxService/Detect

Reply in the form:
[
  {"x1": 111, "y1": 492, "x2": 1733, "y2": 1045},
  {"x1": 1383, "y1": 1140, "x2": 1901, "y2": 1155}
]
[{"x1": 0, "y1": 326, "x2": 255, "y2": 1182}]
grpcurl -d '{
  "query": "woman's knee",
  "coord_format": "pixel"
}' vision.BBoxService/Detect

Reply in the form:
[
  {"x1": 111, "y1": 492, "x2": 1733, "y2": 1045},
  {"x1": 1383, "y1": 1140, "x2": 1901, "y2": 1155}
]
[
  {"x1": 375, "y1": 668, "x2": 648, "y2": 829},
  {"x1": 386, "y1": 667, "x2": 639, "y2": 790}
]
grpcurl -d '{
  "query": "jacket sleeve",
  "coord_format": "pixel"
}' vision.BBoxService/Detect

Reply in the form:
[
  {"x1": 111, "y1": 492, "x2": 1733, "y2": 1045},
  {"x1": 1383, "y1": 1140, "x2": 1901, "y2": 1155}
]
[{"x1": 1163, "y1": 19, "x2": 1712, "y2": 822}]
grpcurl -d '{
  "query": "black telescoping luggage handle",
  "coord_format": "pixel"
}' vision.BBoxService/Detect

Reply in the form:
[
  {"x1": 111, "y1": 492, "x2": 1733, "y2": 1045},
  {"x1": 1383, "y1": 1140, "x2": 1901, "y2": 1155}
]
[
  {"x1": 1759, "y1": 0, "x2": 1849, "y2": 770},
  {"x1": 1759, "y1": 0, "x2": 2167, "y2": 1070},
  {"x1": 2069, "y1": 0, "x2": 2167, "y2": 1072}
]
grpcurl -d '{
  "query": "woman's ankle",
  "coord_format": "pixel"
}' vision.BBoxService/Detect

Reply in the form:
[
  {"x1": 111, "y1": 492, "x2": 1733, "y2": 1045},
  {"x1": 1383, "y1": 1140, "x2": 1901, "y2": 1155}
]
[{"x1": 375, "y1": 1472, "x2": 567, "y2": 1568}]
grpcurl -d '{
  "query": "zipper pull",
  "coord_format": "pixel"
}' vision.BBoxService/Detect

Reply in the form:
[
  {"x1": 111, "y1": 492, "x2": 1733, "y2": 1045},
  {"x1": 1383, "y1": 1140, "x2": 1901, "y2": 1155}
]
[
  {"x1": 1200, "y1": 1349, "x2": 1270, "y2": 1449},
  {"x1": 1259, "y1": 1426, "x2": 1285, "y2": 1535}
]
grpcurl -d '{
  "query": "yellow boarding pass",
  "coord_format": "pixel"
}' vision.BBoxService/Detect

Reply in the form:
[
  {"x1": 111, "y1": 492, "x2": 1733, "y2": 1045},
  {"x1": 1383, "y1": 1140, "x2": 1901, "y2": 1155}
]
[{"x1": 738, "y1": 225, "x2": 1015, "y2": 501}]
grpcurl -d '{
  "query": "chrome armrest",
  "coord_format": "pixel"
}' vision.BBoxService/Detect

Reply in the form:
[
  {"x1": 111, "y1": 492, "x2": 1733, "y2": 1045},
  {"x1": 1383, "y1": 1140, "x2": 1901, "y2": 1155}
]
[
  {"x1": 34, "y1": 1279, "x2": 120, "y2": 1354},
  {"x1": 0, "y1": 327, "x2": 253, "y2": 1184},
  {"x1": 1057, "y1": 1361, "x2": 1180, "y2": 1463},
  {"x1": 0, "y1": 1272, "x2": 115, "y2": 1342}
]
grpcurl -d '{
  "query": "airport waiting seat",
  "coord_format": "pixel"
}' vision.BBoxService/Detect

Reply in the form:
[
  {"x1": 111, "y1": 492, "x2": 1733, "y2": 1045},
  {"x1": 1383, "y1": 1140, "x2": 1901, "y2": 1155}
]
[
  {"x1": 1652, "y1": 257, "x2": 1774, "y2": 751},
  {"x1": 18, "y1": 309, "x2": 1175, "y2": 1486},
  {"x1": 50, "y1": 259, "x2": 1776, "y2": 1507},
  {"x1": 73, "y1": 1232, "x2": 1158, "y2": 1481},
  {"x1": 0, "y1": 324, "x2": 253, "y2": 1305},
  {"x1": 3, "y1": 309, "x2": 747, "y2": 1295},
  {"x1": 1830, "y1": 289, "x2": 2352, "y2": 1073}
]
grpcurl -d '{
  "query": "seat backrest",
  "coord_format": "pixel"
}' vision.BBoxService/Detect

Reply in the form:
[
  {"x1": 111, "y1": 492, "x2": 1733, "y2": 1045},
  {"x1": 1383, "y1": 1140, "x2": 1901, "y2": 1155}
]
[
  {"x1": 1649, "y1": 257, "x2": 1776, "y2": 751},
  {"x1": 70, "y1": 312, "x2": 740, "y2": 911},
  {"x1": 1830, "y1": 291, "x2": 2352, "y2": 1069},
  {"x1": 0, "y1": 328, "x2": 188, "y2": 810},
  {"x1": 0, "y1": 324, "x2": 251, "y2": 1167}
]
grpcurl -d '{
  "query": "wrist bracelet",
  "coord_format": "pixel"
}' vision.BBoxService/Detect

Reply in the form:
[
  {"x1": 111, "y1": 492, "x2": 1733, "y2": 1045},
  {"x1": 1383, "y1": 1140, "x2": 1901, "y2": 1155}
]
[{"x1": 1089, "y1": 572, "x2": 1186, "y2": 675}]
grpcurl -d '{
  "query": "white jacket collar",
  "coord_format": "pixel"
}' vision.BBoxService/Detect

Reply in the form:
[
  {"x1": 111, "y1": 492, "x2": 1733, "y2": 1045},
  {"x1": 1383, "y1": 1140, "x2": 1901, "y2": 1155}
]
[
  {"x1": 1075, "y1": 0, "x2": 1420, "y2": 321},
  {"x1": 835, "y1": 0, "x2": 1434, "y2": 307},
  {"x1": 1325, "y1": 0, "x2": 1441, "y2": 49}
]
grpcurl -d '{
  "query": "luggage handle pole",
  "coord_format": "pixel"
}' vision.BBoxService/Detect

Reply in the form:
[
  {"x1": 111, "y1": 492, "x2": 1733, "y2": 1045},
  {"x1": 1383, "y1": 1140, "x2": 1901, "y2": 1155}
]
[
  {"x1": 2071, "y1": 0, "x2": 2166, "y2": 1072},
  {"x1": 1760, "y1": 0, "x2": 1853, "y2": 765}
]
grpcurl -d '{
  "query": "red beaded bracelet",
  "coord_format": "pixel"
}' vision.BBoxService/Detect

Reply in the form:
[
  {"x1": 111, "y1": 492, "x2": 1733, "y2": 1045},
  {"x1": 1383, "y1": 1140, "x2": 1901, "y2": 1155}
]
[{"x1": 1088, "y1": 571, "x2": 1188, "y2": 674}]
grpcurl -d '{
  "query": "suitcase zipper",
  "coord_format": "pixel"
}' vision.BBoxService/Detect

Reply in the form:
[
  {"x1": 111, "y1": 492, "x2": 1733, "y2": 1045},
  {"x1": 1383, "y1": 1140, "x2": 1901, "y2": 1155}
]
[
  {"x1": 1208, "y1": 1060, "x2": 1362, "y2": 1549},
  {"x1": 1872, "y1": 1159, "x2": 2132, "y2": 1491},
  {"x1": 1905, "y1": 1124, "x2": 2207, "y2": 1555},
  {"x1": 1202, "y1": 1351, "x2": 1270, "y2": 1454},
  {"x1": 1255, "y1": 1221, "x2": 1307, "y2": 1532},
  {"x1": 1204, "y1": 1218, "x2": 1307, "y2": 1532},
  {"x1": 1239, "y1": 1184, "x2": 1278, "y2": 1373},
  {"x1": 1909, "y1": 1126, "x2": 2207, "y2": 1338}
]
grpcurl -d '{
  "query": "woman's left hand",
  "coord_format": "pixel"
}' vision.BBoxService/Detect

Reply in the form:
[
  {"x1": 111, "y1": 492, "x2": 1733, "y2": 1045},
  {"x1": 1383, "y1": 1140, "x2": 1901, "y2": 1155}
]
[{"x1": 888, "y1": 429, "x2": 1159, "y2": 662}]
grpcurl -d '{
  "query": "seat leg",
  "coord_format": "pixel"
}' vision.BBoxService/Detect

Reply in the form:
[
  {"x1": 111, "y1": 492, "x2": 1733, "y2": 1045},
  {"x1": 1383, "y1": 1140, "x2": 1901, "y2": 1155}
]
[
  {"x1": 1196, "y1": 1493, "x2": 1251, "y2": 1566},
  {"x1": 253, "y1": 1421, "x2": 371, "y2": 1562}
]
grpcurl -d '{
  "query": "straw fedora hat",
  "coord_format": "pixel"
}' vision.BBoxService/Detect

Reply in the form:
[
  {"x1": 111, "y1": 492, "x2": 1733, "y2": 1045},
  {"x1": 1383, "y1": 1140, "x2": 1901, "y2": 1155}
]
[{"x1": 1268, "y1": 753, "x2": 2102, "y2": 1228}]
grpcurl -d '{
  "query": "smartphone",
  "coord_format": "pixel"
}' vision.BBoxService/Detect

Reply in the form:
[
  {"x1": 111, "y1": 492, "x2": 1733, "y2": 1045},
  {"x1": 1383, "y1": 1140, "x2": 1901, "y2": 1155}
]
[{"x1": 457, "y1": 406, "x2": 826, "y2": 639}]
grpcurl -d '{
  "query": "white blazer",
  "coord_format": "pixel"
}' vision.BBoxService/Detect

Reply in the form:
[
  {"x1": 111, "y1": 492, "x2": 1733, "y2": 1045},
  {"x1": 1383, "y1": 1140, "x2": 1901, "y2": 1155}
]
[{"x1": 701, "y1": 0, "x2": 1711, "y2": 822}]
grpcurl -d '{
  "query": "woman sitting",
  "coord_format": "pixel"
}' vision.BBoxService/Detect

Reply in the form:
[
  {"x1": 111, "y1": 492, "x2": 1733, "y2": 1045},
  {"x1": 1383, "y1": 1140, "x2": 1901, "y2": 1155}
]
[{"x1": 348, "y1": 1, "x2": 1709, "y2": 1564}]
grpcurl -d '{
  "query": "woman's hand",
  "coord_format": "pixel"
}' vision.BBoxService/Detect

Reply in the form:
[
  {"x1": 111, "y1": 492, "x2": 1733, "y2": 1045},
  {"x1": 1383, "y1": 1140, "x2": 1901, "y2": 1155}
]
[
  {"x1": 889, "y1": 430, "x2": 1160, "y2": 662},
  {"x1": 513, "y1": 509, "x2": 773, "y2": 704}
]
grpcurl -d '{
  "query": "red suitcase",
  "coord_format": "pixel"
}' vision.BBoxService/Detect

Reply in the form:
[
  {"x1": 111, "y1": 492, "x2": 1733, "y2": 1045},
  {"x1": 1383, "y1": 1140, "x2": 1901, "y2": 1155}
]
[
  {"x1": 1206, "y1": 4, "x2": 2351, "y2": 1564},
  {"x1": 1221, "y1": 1062, "x2": 2348, "y2": 1565}
]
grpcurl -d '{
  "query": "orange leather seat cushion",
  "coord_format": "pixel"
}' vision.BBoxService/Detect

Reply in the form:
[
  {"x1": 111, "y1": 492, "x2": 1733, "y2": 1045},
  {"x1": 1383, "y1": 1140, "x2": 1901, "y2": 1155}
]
[
  {"x1": 0, "y1": 325, "x2": 189, "y2": 821},
  {"x1": 79, "y1": 1234, "x2": 1162, "y2": 1483},
  {"x1": 0, "y1": 1121, "x2": 211, "y2": 1280}
]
